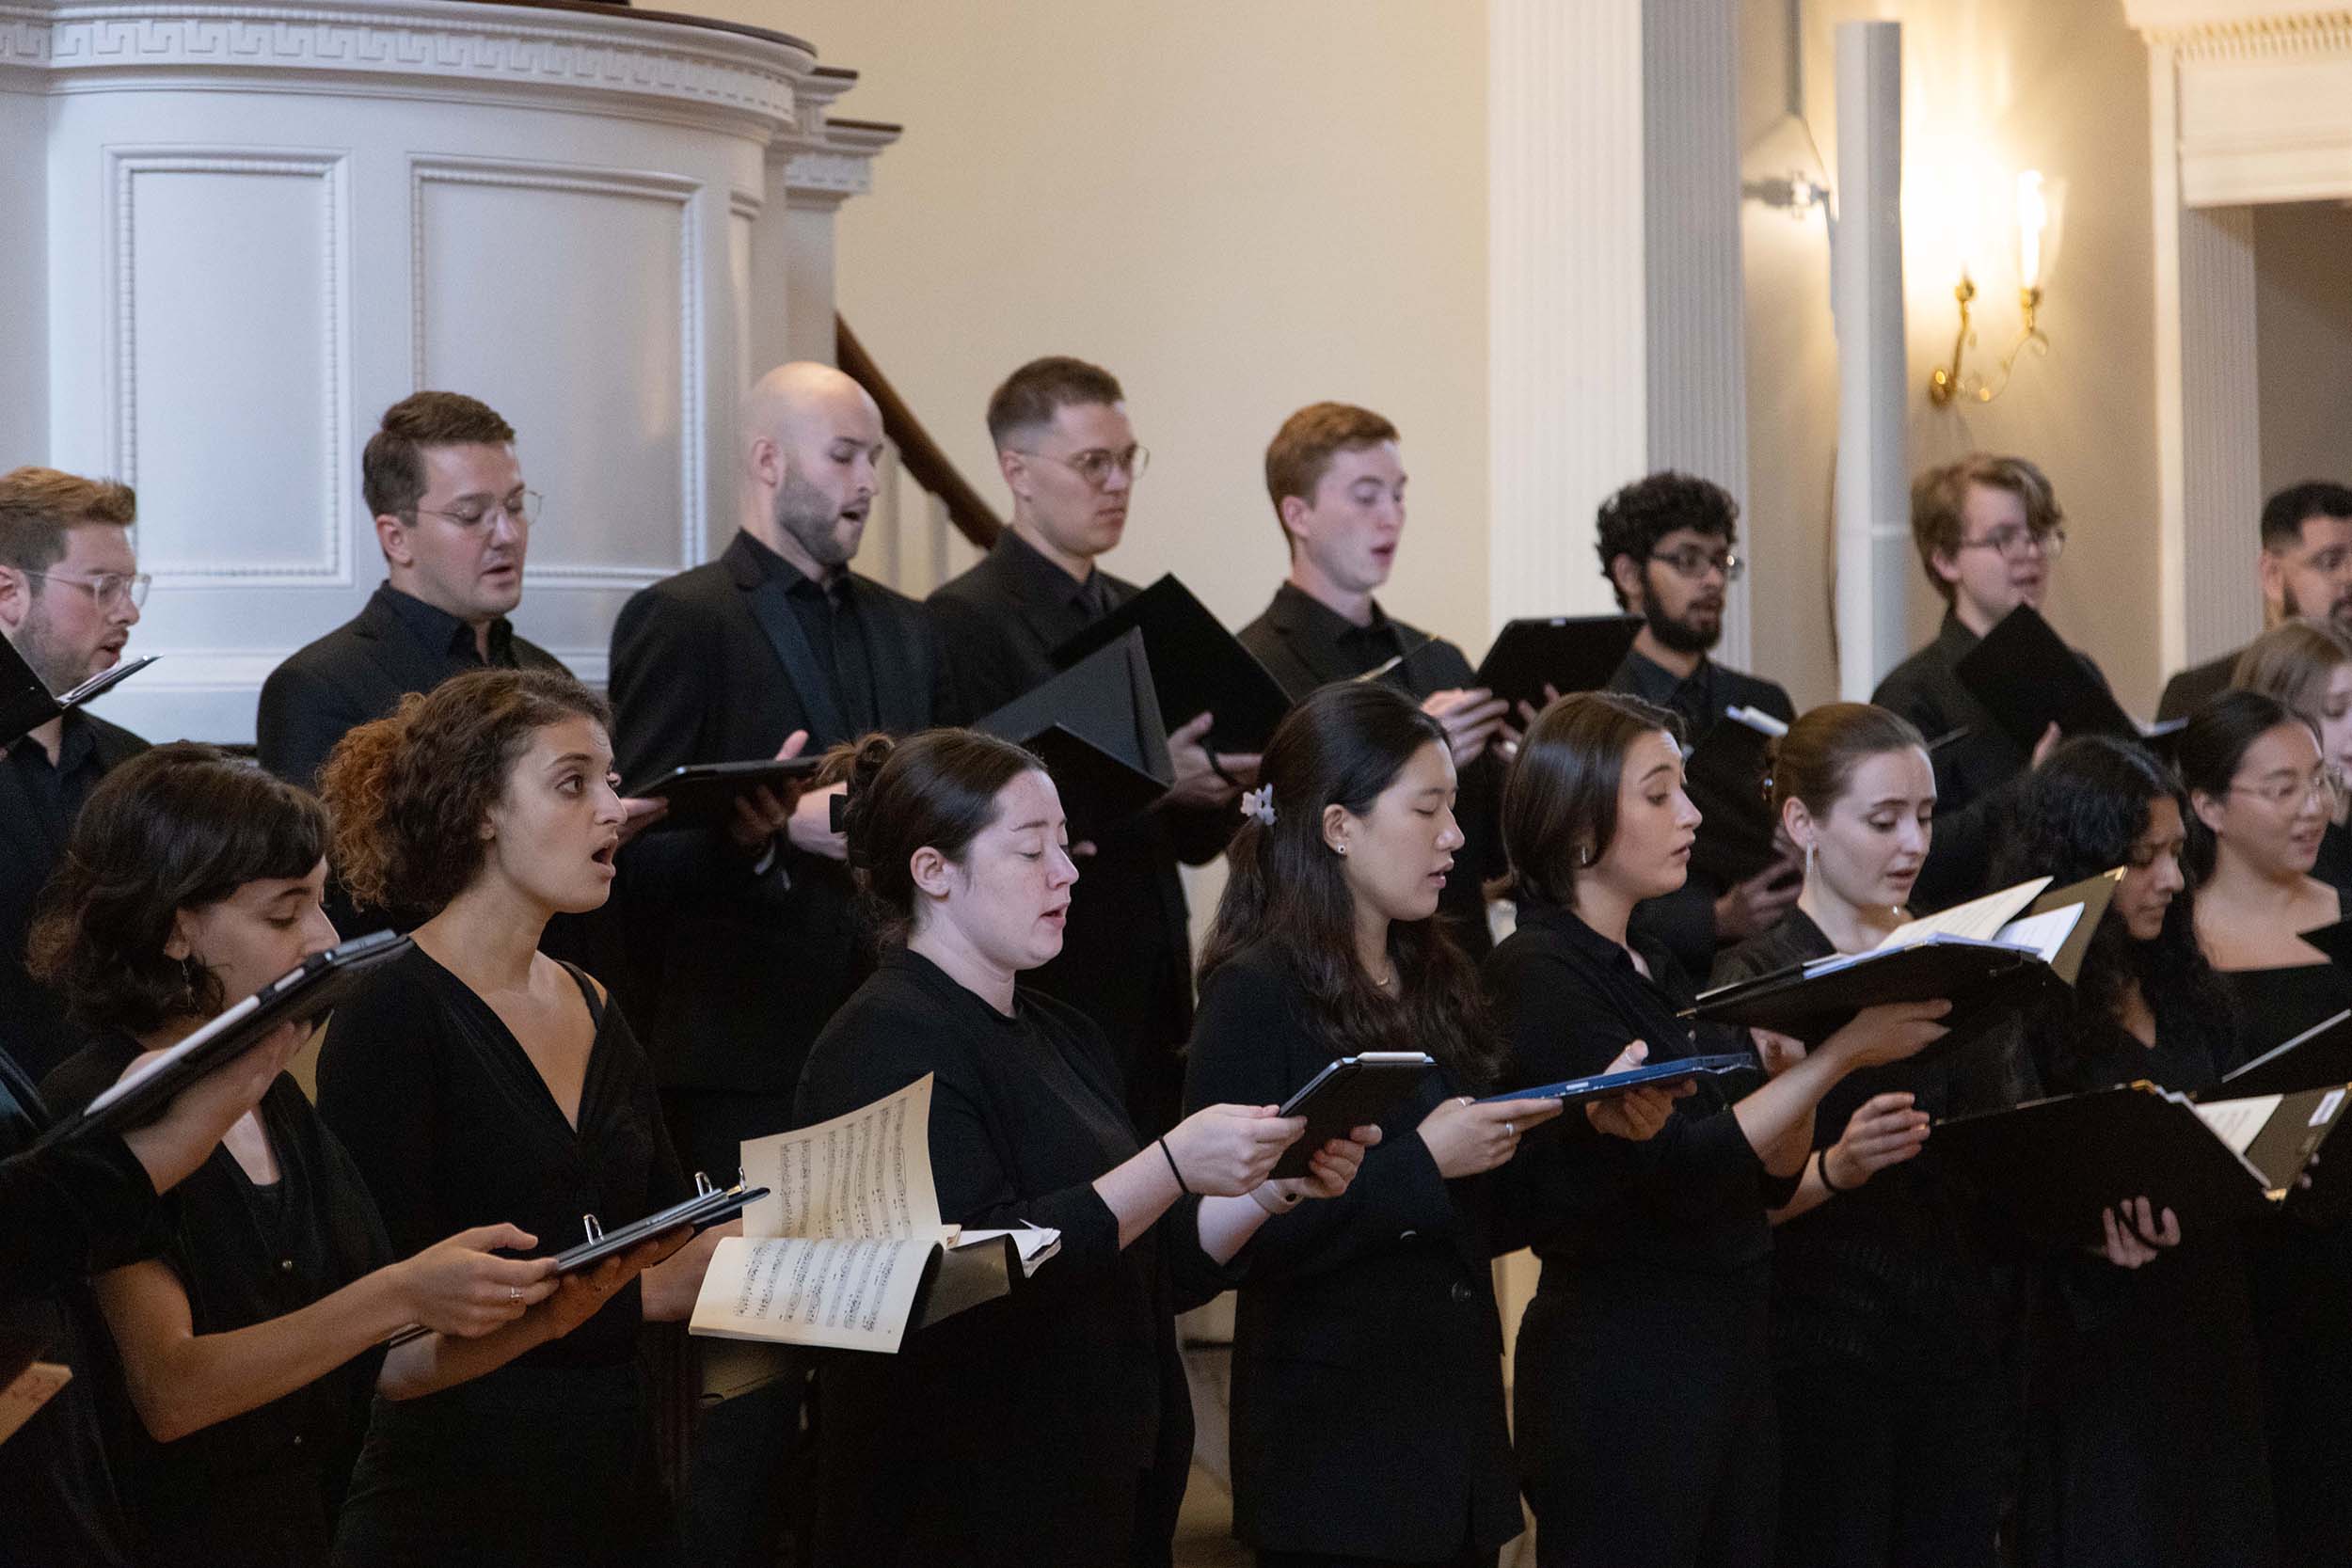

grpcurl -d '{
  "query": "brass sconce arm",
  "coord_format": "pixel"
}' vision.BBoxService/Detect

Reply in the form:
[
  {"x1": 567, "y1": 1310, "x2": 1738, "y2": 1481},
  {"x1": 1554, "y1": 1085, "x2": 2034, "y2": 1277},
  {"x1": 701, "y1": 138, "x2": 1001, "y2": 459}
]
[{"x1": 1927, "y1": 279, "x2": 2048, "y2": 406}]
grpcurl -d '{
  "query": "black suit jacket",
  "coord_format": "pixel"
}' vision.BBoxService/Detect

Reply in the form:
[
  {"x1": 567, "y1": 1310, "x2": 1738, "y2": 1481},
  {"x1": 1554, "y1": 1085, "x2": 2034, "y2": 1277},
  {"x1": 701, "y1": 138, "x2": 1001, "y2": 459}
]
[
  {"x1": 929, "y1": 532, "x2": 1232, "y2": 1137},
  {"x1": 1237, "y1": 584, "x2": 1505, "y2": 956},
  {"x1": 609, "y1": 531, "x2": 951, "y2": 1096},
  {"x1": 255, "y1": 584, "x2": 565, "y2": 790},
  {"x1": 1182, "y1": 942, "x2": 1520, "y2": 1560},
  {"x1": 2157, "y1": 647, "x2": 2239, "y2": 722},
  {"x1": 1873, "y1": 609, "x2": 2111, "y2": 912}
]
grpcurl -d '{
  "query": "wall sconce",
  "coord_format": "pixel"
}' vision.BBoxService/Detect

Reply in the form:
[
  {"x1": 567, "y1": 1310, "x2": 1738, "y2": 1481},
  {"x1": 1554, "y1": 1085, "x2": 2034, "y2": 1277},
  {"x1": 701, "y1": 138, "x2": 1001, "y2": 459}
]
[{"x1": 1928, "y1": 169, "x2": 2055, "y2": 406}]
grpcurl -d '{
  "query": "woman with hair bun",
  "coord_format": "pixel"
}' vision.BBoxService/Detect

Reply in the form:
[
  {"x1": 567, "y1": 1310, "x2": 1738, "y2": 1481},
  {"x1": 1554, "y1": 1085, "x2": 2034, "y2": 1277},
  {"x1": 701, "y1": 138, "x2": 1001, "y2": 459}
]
[
  {"x1": 311, "y1": 669, "x2": 721, "y2": 1567},
  {"x1": 1184, "y1": 682, "x2": 1675, "y2": 1568},
  {"x1": 31, "y1": 742, "x2": 656, "y2": 1568},
  {"x1": 1710, "y1": 703, "x2": 2026, "y2": 1568},
  {"x1": 793, "y1": 727, "x2": 1374, "y2": 1568}
]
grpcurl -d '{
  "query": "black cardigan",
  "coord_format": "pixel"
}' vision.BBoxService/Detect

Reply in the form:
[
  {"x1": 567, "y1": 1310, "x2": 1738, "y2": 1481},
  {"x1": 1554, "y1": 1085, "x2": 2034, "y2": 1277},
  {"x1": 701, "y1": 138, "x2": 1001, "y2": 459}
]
[
  {"x1": 791, "y1": 947, "x2": 1225, "y2": 1568},
  {"x1": 1181, "y1": 941, "x2": 1520, "y2": 1560}
]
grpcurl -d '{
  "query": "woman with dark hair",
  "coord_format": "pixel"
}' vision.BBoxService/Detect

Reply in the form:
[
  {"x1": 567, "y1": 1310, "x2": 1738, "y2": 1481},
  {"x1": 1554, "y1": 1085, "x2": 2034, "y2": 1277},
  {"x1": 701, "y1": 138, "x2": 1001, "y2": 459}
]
[
  {"x1": 2231, "y1": 618, "x2": 2352, "y2": 896},
  {"x1": 311, "y1": 670, "x2": 721, "y2": 1567},
  {"x1": 1993, "y1": 734, "x2": 2275, "y2": 1568},
  {"x1": 792, "y1": 727, "x2": 1372, "y2": 1568},
  {"x1": 1486, "y1": 691, "x2": 1947, "y2": 1568},
  {"x1": 1709, "y1": 702, "x2": 2028, "y2": 1568},
  {"x1": 29, "y1": 743, "x2": 660, "y2": 1568},
  {"x1": 2178, "y1": 689, "x2": 2352, "y2": 1565},
  {"x1": 1184, "y1": 684, "x2": 1675, "y2": 1568}
]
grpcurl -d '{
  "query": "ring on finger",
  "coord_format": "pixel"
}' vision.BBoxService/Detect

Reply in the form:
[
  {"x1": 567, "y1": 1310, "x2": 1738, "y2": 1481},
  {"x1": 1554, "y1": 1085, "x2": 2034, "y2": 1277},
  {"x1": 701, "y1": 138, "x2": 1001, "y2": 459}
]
[
  {"x1": 1503, "y1": 1120, "x2": 1516, "y2": 1139},
  {"x1": 509, "y1": 1285, "x2": 522, "y2": 1306}
]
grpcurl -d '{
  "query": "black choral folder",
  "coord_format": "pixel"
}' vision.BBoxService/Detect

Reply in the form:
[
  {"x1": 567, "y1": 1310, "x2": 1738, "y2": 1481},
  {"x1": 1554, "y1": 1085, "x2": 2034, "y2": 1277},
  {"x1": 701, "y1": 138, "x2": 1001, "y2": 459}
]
[
  {"x1": 1470, "y1": 615, "x2": 1643, "y2": 717},
  {"x1": 1953, "y1": 605, "x2": 2142, "y2": 753},
  {"x1": 1682, "y1": 711, "x2": 1785, "y2": 887},
  {"x1": 2204, "y1": 1009, "x2": 2352, "y2": 1100},
  {"x1": 1930, "y1": 1081, "x2": 2349, "y2": 1248},
  {"x1": 1047, "y1": 575, "x2": 1292, "y2": 755},
  {"x1": 39, "y1": 931, "x2": 410, "y2": 1140},
  {"x1": 1271, "y1": 1053, "x2": 1436, "y2": 1180},
  {"x1": 1482, "y1": 1053, "x2": 1753, "y2": 1107},
  {"x1": 0, "y1": 632, "x2": 157, "y2": 752},
  {"x1": 626, "y1": 757, "x2": 827, "y2": 831},
  {"x1": 976, "y1": 629, "x2": 1173, "y2": 842}
]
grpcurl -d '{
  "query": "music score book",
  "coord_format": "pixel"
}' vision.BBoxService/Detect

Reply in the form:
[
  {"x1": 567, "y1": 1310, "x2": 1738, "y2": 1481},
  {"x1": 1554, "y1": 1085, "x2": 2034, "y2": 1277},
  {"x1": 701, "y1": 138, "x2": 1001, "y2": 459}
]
[
  {"x1": 1047, "y1": 575, "x2": 1293, "y2": 755},
  {"x1": 0, "y1": 631, "x2": 157, "y2": 752},
  {"x1": 2204, "y1": 1009, "x2": 2352, "y2": 1101},
  {"x1": 1469, "y1": 615, "x2": 1643, "y2": 717},
  {"x1": 690, "y1": 1074, "x2": 1060, "y2": 1355},
  {"x1": 625, "y1": 757, "x2": 827, "y2": 831},
  {"x1": 1953, "y1": 606, "x2": 2178, "y2": 755},
  {"x1": 1931, "y1": 1081, "x2": 2349, "y2": 1248},
  {"x1": 977, "y1": 629, "x2": 1174, "y2": 842},
  {"x1": 1271, "y1": 1052, "x2": 1435, "y2": 1180},
  {"x1": 1481, "y1": 1053, "x2": 1754, "y2": 1107},
  {"x1": 1682, "y1": 705, "x2": 1788, "y2": 887}
]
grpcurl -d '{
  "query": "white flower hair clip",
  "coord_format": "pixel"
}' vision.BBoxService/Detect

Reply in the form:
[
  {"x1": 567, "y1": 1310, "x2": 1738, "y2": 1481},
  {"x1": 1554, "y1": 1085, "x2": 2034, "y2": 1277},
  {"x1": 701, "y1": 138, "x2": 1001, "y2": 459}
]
[{"x1": 1241, "y1": 784, "x2": 1278, "y2": 827}]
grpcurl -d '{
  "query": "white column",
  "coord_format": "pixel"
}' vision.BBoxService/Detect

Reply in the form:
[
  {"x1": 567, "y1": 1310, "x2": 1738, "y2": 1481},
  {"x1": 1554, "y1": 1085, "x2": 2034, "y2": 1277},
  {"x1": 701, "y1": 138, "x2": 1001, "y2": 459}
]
[
  {"x1": 1831, "y1": 21, "x2": 1909, "y2": 701},
  {"x1": 765, "y1": 115, "x2": 900, "y2": 372}
]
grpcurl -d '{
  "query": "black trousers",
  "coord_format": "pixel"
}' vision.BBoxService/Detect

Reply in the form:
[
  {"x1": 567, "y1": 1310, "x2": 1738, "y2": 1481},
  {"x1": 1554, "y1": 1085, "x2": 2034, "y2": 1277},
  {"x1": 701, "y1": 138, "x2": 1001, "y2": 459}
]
[{"x1": 1516, "y1": 1267, "x2": 1776, "y2": 1568}]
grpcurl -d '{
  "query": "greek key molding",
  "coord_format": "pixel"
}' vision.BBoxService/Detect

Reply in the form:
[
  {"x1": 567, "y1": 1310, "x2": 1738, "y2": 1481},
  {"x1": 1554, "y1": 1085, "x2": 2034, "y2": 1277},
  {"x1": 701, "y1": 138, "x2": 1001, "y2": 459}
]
[
  {"x1": 109, "y1": 147, "x2": 354, "y2": 586},
  {"x1": 0, "y1": 0, "x2": 810, "y2": 137}
]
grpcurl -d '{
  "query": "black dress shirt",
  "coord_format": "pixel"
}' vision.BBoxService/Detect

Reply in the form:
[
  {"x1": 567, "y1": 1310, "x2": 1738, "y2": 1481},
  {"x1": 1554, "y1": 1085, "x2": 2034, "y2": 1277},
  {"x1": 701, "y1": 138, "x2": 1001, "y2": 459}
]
[
  {"x1": 1872, "y1": 609, "x2": 2111, "y2": 912},
  {"x1": 737, "y1": 532, "x2": 883, "y2": 735},
  {"x1": 0, "y1": 710, "x2": 149, "y2": 1083},
  {"x1": 928, "y1": 531, "x2": 1233, "y2": 1137},
  {"x1": 44, "y1": 1035, "x2": 393, "y2": 1566},
  {"x1": 1607, "y1": 648, "x2": 1797, "y2": 980},
  {"x1": 1238, "y1": 583, "x2": 1507, "y2": 955},
  {"x1": 793, "y1": 947, "x2": 1225, "y2": 1567}
]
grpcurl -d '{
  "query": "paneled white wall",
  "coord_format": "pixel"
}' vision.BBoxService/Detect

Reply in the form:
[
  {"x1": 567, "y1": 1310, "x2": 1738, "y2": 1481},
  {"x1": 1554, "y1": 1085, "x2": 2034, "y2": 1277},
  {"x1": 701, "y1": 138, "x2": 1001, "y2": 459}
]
[{"x1": 2, "y1": 0, "x2": 897, "y2": 742}]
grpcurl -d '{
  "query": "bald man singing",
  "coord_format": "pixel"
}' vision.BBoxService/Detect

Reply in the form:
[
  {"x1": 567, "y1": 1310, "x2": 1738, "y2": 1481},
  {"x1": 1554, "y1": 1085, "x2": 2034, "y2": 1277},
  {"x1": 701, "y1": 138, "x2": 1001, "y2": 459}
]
[{"x1": 608, "y1": 362, "x2": 956, "y2": 1564}]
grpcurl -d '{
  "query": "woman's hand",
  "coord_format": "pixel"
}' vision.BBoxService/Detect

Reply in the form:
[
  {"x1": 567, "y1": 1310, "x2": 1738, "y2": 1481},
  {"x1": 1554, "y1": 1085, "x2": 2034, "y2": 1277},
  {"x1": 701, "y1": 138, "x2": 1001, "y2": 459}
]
[
  {"x1": 1817, "y1": 1000, "x2": 1951, "y2": 1070},
  {"x1": 1263, "y1": 1124, "x2": 1383, "y2": 1204},
  {"x1": 1161, "y1": 1104, "x2": 1306, "y2": 1196},
  {"x1": 119, "y1": 1021, "x2": 309, "y2": 1196},
  {"x1": 1821, "y1": 1092, "x2": 1931, "y2": 1192},
  {"x1": 1418, "y1": 1095, "x2": 1564, "y2": 1180},
  {"x1": 395, "y1": 1225, "x2": 562, "y2": 1338},
  {"x1": 1750, "y1": 1028, "x2": 1806, "y2": 1077},
  {"x1": 533, "y1": 1227, "x2": 691, "y2": 1340},
  {"x1": 2097, "y1": 1196, "x2": 2181, "y2": 1269},
  {"x1": 1583, "y1": 1041, "x2": 1691, "y2": 1141}
]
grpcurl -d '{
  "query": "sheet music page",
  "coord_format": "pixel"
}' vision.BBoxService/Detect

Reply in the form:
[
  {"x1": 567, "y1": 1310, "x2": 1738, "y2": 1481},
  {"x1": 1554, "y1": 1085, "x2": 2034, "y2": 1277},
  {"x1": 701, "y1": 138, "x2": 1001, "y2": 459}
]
[
  {"x1": 739, "y1": 1073, "x2": 944, "y2": 1243},
  {"x1": 2193, "y1": 1094, "x2": 2283, "y2": 1156},
  {"x1": 1873, "y1": 877, "x2": 2052, "y2": 951},
  {"x1": 690, "y1": 1234, "x2": 937, "y2": 1354},
  {"x1": 1990, "y1": 905, "x2": 2083, "y2": 963}
]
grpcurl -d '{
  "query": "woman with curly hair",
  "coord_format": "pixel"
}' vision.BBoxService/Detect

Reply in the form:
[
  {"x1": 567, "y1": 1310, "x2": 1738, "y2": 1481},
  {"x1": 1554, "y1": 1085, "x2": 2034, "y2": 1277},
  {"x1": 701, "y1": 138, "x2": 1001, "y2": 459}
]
[
  {"x1": 310, "y1": 669, "x2": 721, "y2": 1567},
  {"x1": 1993, "y1": 735, "x2": 2274, "y2": 1568},
  {"x1": 30, "y1": 743, "x2": 657, "y2": 1568}
]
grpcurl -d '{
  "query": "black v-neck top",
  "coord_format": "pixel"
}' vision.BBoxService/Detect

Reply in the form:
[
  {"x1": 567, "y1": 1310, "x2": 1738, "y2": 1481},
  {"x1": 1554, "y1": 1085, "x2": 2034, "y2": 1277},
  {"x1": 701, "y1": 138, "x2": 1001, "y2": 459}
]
[
  {"x1": 43, "y1": 1031, "x2": 393, "y2": 1561},
  {"x1": 315, "y1": 947, "x2": 688, "y2": 1368}
]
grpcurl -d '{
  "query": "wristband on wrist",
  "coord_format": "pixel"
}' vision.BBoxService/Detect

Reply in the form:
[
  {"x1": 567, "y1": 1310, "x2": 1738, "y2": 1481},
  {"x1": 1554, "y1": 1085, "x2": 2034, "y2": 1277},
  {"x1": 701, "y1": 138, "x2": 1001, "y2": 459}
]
[
  {"x1": 1817, "y1": 1147, "x2": 1860, "y2": 1195},
  {"x1": 1158, "y1": 1136, "x2": 1194, "y2": 1196}
]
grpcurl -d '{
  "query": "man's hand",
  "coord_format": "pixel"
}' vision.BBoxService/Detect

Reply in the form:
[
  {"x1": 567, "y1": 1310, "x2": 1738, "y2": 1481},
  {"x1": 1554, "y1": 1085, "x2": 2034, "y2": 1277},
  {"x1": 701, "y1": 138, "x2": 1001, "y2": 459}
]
[
  {"x1": 1163, "y1": 711, "x2": 1259, "y2": 809},
  {"x1": 1422, "y1": 689, "x2": 1510, "y2": 768},
  {"x1": 1713, "y1": 850, "x2": 1803, "y2": 942},
  {"x1": 725, "y1": 731, "x2": 811, "y2": 855}
]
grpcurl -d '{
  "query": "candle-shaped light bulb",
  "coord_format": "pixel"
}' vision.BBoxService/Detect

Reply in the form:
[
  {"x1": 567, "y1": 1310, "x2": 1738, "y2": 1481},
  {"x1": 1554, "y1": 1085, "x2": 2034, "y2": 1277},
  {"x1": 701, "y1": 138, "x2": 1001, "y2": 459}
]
[{"x1": 2017, "y1": 169, "x2": 2047, "y2": 291}]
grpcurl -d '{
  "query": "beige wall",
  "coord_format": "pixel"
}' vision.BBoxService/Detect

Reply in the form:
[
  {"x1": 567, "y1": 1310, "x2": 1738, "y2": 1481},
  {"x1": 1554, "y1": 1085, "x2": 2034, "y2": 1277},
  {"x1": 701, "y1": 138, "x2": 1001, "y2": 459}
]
[
  {"x1": 2255, "y1": 201, "x2": 2352, "y2": 505},
  {"x1": 707, "y1": 1, "x2": 1491, "y2": 650},
  {"x1": 1740, "y1": 0, "x2": 2166, "y2": 715}
]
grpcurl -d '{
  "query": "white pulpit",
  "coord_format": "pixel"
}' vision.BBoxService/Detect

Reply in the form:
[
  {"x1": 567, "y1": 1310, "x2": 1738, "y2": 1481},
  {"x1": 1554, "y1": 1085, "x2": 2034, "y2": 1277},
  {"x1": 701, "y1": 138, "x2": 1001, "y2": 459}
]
[{"x1": 0, "y1": 0, "x2": 895, "y2": 741}]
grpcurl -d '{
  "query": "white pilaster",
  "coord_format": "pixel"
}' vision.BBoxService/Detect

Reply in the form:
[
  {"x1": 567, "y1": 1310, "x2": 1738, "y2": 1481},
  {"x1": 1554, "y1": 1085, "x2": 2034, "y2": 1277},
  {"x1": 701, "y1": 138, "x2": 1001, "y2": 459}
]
[{"x1": 2175, "y1": 204, "x2": 2263, "y2": 667}]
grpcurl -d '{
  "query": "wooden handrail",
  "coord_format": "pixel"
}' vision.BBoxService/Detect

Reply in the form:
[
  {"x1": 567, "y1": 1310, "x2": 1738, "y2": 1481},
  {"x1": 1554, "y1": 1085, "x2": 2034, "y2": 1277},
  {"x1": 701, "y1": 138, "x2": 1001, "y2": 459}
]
[{"x1": 837, "y1": 315, "x2": 1003, "y2": 550}]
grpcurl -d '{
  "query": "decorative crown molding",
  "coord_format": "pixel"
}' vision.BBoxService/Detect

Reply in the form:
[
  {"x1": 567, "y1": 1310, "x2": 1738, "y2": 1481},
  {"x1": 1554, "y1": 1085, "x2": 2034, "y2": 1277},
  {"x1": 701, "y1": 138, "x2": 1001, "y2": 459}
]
[
  {"x1": 0, "y1": 0, "x2": 817, "y2": 138},
  {"x1": 2125, "y1": 1, "x2": 2352, "y2": 54}
]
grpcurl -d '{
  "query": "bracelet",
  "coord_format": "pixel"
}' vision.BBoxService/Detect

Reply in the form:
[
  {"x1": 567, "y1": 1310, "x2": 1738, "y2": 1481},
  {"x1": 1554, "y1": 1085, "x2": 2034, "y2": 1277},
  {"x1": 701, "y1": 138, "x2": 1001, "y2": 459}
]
[
  {"x1": 1249, "y1": 1183, "x2": 1300, "y2": 1216},
  {"x1": 1205, "y1": 752, "x2": 1238, "y2": 788},
  {"x1": 1158, "y1": 1136, "x2": 1194, "y2": 1196},
  {"x1": 1817, "y1": 1147, "x2": 1860, "y2": 1195}
]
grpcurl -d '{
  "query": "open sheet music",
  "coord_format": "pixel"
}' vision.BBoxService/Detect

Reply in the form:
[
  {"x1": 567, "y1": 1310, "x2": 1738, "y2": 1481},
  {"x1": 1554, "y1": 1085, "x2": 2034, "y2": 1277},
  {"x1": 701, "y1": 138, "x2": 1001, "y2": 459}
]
[{"x1": 689, "y1": 1074, "x2": 1060, "y2": 1354}]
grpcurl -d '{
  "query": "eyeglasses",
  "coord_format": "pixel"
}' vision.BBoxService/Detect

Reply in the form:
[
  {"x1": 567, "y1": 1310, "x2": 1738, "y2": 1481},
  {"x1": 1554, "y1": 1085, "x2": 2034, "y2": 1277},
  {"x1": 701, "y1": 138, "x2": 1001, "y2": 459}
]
[
  {"x1": 2231, "y1": 768, "x2": 2341, "y2": 812},
  {"x1": 1955, "y1": 524, "x2": 2065, "y2": 562},
  {"x1": 1012, "y1": 445, "x2": 1150, "y2": 489},
  {"x1": 1646, "y1": 546, "x2": 1744, "y2": 582},
  {"x1": 413, "y1": 491, "x2": 542, "y2": 531},
  {"x1": 21, "y1": 569, "x2": 150, "y2": 610}
]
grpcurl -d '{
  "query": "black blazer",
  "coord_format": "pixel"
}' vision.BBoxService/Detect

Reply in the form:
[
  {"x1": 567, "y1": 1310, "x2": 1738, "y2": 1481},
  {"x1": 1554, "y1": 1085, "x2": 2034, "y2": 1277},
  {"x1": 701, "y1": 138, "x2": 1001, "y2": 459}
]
[
  {"x1": 793, "y1": 948, "x2": 1223, "y2": 1567},
  {"x1": 2156, "y1": 646, "x2": 2238, "y2": 722},
  {"x1": 608, "y1": 531, "x2": 952, "y2": 1095},
  {"x1": 929, "y1": 533, "x2": 1232, "y2": 1135},
  {"x1": 1872, "y1": 610, "x2": 2110, "y2": 912},
  {"x1": 254, "y1": 584, "x2": 565, "y2": 790},
  {"x1": 1181, "y1": 942, "x2": 1520, "y2": 1560}
]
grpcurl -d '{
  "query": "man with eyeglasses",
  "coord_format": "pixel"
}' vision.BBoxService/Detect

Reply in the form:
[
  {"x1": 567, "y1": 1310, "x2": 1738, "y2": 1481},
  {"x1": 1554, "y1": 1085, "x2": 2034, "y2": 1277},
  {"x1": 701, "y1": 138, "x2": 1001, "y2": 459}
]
[
  {"x1": 1596, "y1": 470, "x2": 1799, "y2": 978},
  {"x1": 1873, "y1": 451, "x2": 2108, "y2": 911},
  {"x1": 256, "y1": 391, "x2": 567, "y2": 791},
  {"x1": 0, "y1": 466, "x2": 151, "y2": 1081},
  {"x1": 929, "y1": 356, "x2": 1250, "y2": 1141},
  {"x1": 1236, "y1": 401, "x2": 1512, "y2": 954},
  {"x1": 2156, "y1": 481, "x2": 2352, "y2": 721}
]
